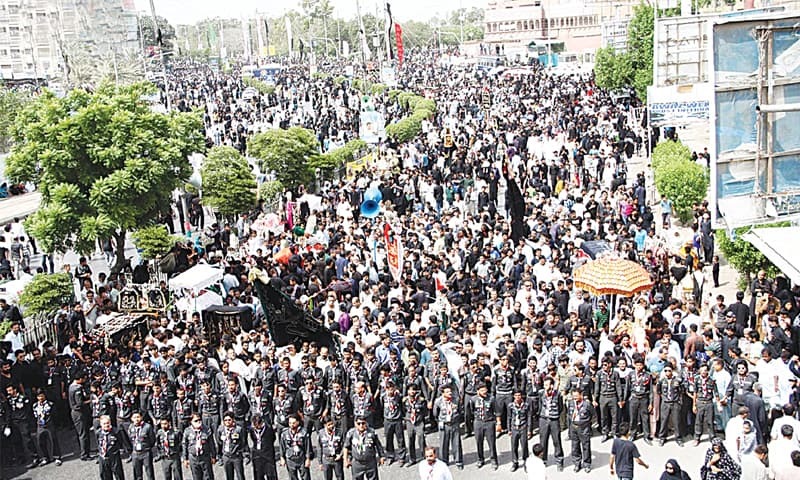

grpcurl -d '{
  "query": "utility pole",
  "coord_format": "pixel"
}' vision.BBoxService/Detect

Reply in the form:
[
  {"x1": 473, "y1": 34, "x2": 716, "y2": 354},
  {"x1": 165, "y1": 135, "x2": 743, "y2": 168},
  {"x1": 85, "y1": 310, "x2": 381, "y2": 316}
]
[
  {"x1": 459, "y1": 0, "x2": 464, "y2": 45},
  {"x1": 148, "y1": 0, "x2": 171, "y2": 110},
  {"x1": 355, "y1": 0, "x2": 367, "y2": 64}
]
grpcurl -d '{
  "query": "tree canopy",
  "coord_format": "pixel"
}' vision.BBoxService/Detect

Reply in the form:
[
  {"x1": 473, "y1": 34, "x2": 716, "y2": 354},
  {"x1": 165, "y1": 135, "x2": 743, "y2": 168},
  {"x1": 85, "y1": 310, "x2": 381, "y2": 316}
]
[
  {"x1": 0, "y1": 88, "x2": 31, "y2": 153},
  {"x1": 4, "y1": 82, "x2": 204, "y2": 266},
  {"x1": 200, "y1": 146, "x2": 257, "y2": 217},
  {"x1": 247, "y1": 127, "x2": 320, "y2": 191},
  {"x1": 18, "y1": 273, "x2": 74, "y2": 315},
  {"x1": 594, "y1": 2, "x2": 654, "y2": 100}
]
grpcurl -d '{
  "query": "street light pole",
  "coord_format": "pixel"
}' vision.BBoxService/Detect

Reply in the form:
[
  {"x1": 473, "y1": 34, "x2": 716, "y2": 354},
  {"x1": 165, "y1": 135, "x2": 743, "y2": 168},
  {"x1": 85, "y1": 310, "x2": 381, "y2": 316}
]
[{"x1": 148, "y1": 0, "x2": 171, "y2": 110}]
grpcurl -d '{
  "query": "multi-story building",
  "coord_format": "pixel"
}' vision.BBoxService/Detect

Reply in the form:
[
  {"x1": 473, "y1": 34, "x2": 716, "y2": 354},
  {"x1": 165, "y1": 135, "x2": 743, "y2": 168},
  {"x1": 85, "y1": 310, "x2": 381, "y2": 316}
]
[
  {"x1": 483, "y1": 0, "x2": 637, "y2": 57},
  {"x1": 0, "y1": 0, "x2": 139, "y2": 82}
]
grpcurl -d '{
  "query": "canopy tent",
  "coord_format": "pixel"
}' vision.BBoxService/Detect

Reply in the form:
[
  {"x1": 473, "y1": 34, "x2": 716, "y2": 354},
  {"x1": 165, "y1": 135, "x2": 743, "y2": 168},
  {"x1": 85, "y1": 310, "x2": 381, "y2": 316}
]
[
  {"x1": 742, "y1": 226, "x2": 800, "y2": 285},
  {"x1": 573, "y1": 258, "x2": 654, "y2": 297},
  {"x1": 175, "y1": 290, "x2": 223, "y2": 314},
  {"x1": 169, "y1": 264, "x2": 223, "y2": 293}
]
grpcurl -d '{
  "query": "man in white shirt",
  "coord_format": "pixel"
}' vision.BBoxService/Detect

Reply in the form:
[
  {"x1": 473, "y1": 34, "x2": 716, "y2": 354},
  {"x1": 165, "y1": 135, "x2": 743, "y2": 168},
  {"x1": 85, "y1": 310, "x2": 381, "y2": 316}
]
[
  {"x1": 771, "y1": 424, "x2": 799, "y2": 475},
  {"x1": 741, "y1": 445, "x2": 770, "y2": 480},
  {"x1": 772, "y1": 404, "x2": 800, "y2": 445},
  {"x1": 526, "y1": 443, "x2": 548, "y2": 480},
  {"x1": 418, "y1": 446, "x2": 452, "y2": 480},
  {"x1": 3, "y1": 322, "x2": 24, "y2": 360}
]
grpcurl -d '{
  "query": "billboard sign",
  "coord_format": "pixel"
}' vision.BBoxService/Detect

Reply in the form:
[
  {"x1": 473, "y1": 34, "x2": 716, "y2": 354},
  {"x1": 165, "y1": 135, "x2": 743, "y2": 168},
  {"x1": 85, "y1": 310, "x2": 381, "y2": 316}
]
[{"x1": 648, "y1": 83, "x2": 712, "y2": 127}]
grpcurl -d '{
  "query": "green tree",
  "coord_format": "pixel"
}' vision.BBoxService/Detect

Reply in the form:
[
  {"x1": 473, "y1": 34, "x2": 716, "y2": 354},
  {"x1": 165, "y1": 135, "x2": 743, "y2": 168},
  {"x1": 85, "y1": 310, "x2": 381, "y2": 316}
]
[
  {"x1": 652, "y1": 140, "x2": 708, "y2": 223},
  {"x1": 313, "y1": 139, "x2": 368, "y2": 170},
  {"x1": 717, "y1": 222, "x2": 790, "y2": 289},
  {"x1": 201, "y1": 146, "x2": 257, "y2": 218},
  {"x1": 593, "y1": 2, "x2": 654, "y2": 100},
  {"x1": 4, "y1": 83, "x2": 204, "y2": 269},
  {"x1": 132, "y1": 225, "x2": 180, "y2": 260},
  {"x1": 0, "y1": 88, "x2": 30, "y2": 153},
  {"x1": 247, "y1": 127, "x2": 320, "y2": 191},
  {"x1": 18, "y1": 273, "x2": 74, "y2": 315},
  {"x1": 258, "y1": 180, "x2": 284, "y2": 204},
  {"x1": 593, "y1": 47, "x2": 632, "y2": 93}
]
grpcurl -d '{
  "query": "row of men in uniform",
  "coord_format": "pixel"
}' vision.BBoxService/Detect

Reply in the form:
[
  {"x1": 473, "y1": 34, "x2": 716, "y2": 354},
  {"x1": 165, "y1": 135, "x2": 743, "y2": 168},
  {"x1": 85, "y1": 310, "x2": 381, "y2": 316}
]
[
  {"x1": 10, "y1": 345, "x2": 757, "y2": 475},
  {"x1": 92, "y1": 410, "x2": 387, "y2": 480}
]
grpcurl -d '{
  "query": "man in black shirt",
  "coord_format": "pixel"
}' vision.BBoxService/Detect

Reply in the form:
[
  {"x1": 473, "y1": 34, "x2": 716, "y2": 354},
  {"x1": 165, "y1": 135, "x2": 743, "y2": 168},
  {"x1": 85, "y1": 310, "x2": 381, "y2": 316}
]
[
  {"x1": 217, "y1": 411, "x2": 248, "y2": 480},
  {"x1": 249, "y1": 414, "x2": 278, "y2": 480},
  {"x1": 155, "y1": 417, "x2": 184, "y2": 480},
  {"x1": 609, "y1": 426, "x2": 649, "y2": 480},
  {"x1": 97, "y1": 415, "x2": 126, "y2": 480},
  {"x1": 69, "y1": 373, "x2": 93, "y2": 461}
]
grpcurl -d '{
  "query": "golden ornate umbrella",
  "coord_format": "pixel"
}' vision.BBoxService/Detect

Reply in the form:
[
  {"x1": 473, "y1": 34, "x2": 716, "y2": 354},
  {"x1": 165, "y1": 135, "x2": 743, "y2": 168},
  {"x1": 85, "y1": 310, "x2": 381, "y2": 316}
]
[{"x1": 573, "y1": 258, "x2": 654, "y2": 297}]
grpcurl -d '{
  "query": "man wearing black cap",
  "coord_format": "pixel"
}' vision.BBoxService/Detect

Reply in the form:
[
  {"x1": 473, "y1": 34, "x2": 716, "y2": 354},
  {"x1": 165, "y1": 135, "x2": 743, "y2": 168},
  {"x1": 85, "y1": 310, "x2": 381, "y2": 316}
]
[{"x1": 726, "y1": 360, "x2": 757, "y2": 413}]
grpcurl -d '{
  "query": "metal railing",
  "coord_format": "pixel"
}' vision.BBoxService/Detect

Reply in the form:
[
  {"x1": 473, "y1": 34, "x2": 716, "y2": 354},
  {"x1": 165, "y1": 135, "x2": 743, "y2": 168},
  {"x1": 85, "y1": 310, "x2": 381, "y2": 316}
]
[{"x1": 21, "y1": 310, "x2": 58, "y2": 350}]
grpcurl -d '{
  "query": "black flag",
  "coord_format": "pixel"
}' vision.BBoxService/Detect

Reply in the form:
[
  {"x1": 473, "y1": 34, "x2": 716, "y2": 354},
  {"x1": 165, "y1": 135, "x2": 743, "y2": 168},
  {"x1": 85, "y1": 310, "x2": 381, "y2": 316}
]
[
  {"x1": 155, "y1": 22, "x2": 163, "y2": 47},
  {"x1": 386, "y1": 2, "x2": 394, "y2": 60}
]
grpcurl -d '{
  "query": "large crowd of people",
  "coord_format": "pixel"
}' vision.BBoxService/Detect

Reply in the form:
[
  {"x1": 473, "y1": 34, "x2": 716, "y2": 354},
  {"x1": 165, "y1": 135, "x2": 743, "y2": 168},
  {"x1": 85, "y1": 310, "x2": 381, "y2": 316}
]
[{"x1": 1, "y1": 51, "x2": 800, "y2": 480}]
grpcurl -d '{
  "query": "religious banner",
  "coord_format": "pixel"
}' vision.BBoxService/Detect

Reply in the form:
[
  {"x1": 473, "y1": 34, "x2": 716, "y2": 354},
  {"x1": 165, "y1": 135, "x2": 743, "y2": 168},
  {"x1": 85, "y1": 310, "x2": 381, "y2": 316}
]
[
  {"x1": 384, "y1": 223, "x2": 402, "y2": 283},
  {"x1": 394, "y1": 23, "x2": 404, "y2": 66}
]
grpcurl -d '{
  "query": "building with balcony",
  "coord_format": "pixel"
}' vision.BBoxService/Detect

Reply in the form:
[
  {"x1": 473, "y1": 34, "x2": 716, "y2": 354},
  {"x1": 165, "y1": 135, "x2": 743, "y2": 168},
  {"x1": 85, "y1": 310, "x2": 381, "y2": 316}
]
[
  {"x1": 0, "y1": 0, "x2": 139, "y2": 82},
  {"x1": 484, "y1": 0, "x2": 637, "y2": 57}
]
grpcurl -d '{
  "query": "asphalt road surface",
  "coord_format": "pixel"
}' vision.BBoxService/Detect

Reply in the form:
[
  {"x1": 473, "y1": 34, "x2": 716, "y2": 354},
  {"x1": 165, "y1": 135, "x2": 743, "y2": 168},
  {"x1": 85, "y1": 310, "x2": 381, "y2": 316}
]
[{"x1": 4, "y1": 425, "x2": 707, "y2": 480}]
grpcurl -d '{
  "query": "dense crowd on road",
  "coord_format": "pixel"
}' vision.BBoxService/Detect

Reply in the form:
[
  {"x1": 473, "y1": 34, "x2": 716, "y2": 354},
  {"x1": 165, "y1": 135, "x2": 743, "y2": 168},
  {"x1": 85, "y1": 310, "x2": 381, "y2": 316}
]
[{"x1": 2, "y1": 52, "x2": 800, "y2": 480}]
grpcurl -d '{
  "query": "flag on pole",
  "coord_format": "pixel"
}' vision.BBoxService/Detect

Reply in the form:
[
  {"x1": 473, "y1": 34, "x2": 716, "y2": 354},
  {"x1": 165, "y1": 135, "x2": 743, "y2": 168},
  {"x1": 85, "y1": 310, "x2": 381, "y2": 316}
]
[
  {"x1": 384, "y1": 223, "x2": 403, "y2": 283},
  {"x1": 394, "y1": 23, "x2": 404, "y2": 66},
  {"x1": 386, "y1": 2, "x2": 394, "y2": 60}
]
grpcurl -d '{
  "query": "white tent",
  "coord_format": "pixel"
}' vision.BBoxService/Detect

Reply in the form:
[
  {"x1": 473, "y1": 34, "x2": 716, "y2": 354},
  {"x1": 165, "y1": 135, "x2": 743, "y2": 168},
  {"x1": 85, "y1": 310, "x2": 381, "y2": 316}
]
[
  {"x1": 169, "y1": 264, "x2": 223, "y2": 293},
  {"x1": 175, "y1": 290, "x2": 224, "y2": 315},
  {"x1": 743, "y1": 226, "x2": 800, "y2": 284}
]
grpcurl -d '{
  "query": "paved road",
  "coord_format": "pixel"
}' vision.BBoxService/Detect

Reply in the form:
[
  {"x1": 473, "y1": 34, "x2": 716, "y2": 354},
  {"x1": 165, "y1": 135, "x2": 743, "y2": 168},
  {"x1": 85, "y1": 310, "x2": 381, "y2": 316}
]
[
  {"x1": 6, "y1": 424, "x2": 707, "y2": 480},
  {"x1": 0, "y1": 192, "x2": 41, "y2": 226}
]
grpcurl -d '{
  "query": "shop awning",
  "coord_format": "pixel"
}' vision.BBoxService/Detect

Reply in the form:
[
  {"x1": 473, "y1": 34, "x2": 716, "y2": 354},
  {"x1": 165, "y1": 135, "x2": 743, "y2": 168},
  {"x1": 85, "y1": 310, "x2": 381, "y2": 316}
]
[{"x1": 742, "y1": 226, "x2": 800, "y2": 285}]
